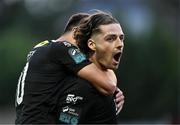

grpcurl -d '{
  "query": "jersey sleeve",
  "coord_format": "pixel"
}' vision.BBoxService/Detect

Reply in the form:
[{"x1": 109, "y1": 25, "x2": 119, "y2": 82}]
[{"x1": 51, "y1": 41, "x2": 91, "y2": 74}]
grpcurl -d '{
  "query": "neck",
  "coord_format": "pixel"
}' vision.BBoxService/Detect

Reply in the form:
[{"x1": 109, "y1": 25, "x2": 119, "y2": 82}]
[
  {"x1": 89, "y1": 54, "x2": 107, "y2": 71},
  {"x1": 56, "y1": 32, "x2": 76, "y2": 46}
]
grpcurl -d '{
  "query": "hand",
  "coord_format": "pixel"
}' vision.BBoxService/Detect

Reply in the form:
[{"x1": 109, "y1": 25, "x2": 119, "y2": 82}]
[{"x1": 114, "y1": 87, "x2": 125, "y2": 115}]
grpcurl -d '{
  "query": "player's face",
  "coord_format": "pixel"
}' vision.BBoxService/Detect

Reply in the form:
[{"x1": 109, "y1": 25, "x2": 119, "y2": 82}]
[{"x1": 92, "y1": 23, "x2": 124, "y2": 70}]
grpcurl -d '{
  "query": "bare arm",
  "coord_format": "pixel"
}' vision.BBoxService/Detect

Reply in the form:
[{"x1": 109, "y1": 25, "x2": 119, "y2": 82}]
[{"x1": 77, "y1": 63, "x2": 117, "y2": 95}]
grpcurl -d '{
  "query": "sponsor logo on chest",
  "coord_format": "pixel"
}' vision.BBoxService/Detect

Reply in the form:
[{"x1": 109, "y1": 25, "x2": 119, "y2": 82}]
[{"x1": 66, "y1": 94, "x2": 83, "y2": 104}]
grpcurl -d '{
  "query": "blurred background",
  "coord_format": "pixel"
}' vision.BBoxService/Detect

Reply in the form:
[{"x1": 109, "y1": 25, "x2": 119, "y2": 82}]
[{"x1": 0, "y1": 0, "x2": 179, "y2": 124}]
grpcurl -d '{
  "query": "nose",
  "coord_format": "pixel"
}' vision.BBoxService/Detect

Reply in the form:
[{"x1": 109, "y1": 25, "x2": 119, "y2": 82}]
[{"x1": 116, "y1": 38, "x2": 124, "y2": 51}]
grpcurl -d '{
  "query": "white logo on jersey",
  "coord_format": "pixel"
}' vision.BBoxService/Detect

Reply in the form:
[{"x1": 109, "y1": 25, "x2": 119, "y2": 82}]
[
  {"x1": 62, "y1": 106, "x2": 69, "y2": 112},
  {"x1": 63, "y1": 41, "x2": 72, "y2": 47},
  {"x1": 66, "y1": 94, "x2": 83, "y2": 104}
]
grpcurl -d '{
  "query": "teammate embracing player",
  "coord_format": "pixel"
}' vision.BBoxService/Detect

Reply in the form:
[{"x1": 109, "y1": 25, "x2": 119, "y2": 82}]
[{"x1": 15, "y1": 10, "x2": 124, "y2": 124}]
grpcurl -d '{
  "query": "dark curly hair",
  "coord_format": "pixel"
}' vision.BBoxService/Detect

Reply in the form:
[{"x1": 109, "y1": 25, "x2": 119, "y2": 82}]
[
  {"x1": 63, "y1": 13, "x2": 90, "y2": 33},
  {"x1": 74, "y1": 10, "x2": 119, "y2": 57}
]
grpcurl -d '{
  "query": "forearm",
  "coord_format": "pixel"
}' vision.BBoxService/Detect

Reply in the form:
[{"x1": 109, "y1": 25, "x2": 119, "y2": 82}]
[
  {"x1": 83, "y1": 70, "x2": 117, "y2": 95},
  {"x1": 78, "y1": 63, "x2": 117, "y2": 95}
]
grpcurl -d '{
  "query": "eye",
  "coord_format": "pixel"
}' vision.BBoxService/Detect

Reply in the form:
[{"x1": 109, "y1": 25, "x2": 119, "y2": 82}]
[
  {"x1": 106, "y1": 35, "x2": 116, "y2": 42},
  {"x1": 119, "y1": 35, "x2": 124, "y2": 41},
  {"x1": 106, "y1": 37, "x2": 113, "y2": 41}
]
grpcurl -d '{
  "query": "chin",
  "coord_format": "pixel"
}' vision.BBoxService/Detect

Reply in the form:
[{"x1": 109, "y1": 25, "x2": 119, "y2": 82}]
[
  {"x1": 112, "y1": 67, "x2": 118, "y2": 70},
  {"x1": 102, "y1": 64, "x2": 118, "y2": 70},
  {"x1": 112, "y1": 65, "x2": 119, "y2": 70},
  {"x1": 108, "y1": 66, "x2": 118, "y2": 70}
]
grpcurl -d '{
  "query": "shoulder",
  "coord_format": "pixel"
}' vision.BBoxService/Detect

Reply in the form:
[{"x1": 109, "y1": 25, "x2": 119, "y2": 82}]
[
  {"x1": 52, "y1": 40, "x2": 76, "y2": 48},
  {"x1": 33, "y1": 40, "x2": 49, "y2": 48},
  {"x1": 51, "y1": 40, "x2": 80, "y2": 55}
]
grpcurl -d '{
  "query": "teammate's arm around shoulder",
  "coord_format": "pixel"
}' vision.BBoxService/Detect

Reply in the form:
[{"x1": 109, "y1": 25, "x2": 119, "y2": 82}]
[
  {"x1": 52, "y1": 41, "x2": 117, "y2": 95},
  {"x1": 78, "y1": 63, "x2": 117, "y2": 95}
]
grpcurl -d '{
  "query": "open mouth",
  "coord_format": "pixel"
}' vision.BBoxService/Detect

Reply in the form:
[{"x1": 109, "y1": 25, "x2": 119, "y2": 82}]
[{"x1": 113, "y1": 52, "x2": 121, "y2": 62}]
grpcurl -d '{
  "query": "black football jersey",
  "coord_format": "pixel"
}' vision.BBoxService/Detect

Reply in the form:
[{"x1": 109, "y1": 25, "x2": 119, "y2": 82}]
[
  {"x1": 15, "y1": 40, "x2": 91, "y2": 124},
  {"x1": 57, "y1": 76, "x2": 117, "y2": 124}
]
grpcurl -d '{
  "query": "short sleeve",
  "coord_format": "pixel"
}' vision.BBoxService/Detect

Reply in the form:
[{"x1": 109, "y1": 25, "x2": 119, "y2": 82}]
[{"x1": 50, "y1": 41, "x2": 91, "y2": 74}]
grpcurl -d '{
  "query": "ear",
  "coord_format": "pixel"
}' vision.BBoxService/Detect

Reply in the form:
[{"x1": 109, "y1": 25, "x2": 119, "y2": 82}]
[
  {"x1": 88, "y1": 39, "x2": 96, "y2": 51},
  {"x1": 72, "y1": 27, "x2": 77, "y2": 32},
  {"x1": 72, "y1": 27, "x2": 77, "y2": 39}
]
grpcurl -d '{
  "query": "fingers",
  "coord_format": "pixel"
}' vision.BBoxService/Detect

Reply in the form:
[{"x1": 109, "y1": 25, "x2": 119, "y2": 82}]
[
  {"x1": 115, "y1": 93, "x2": 124, "y2": 103},
  {"x1": 116, "y1": 99, "x2": 124, "y2": 115},
  {"x1": 115, "y1": 89, "x2": 124, "y2": 103},
  {"x1": 115, "y1": 87, "x2": 125, "y2": 115}
]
